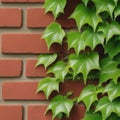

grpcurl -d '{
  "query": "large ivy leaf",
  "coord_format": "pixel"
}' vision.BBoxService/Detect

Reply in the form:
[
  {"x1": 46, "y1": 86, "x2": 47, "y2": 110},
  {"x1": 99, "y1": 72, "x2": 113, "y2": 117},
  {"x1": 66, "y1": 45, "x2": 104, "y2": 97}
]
[
  {"x1": 70, "y1": 3, "x2": 102, "y2": 31},
  {"x1": 83, "y1": 112, "x2": 102, "y2": 120},
  {"x1": 92, "y1": 0, "x2": 116, "y2": 18},
  {"x1": 36, "y1": 77, "x2": 59, "y2": 99},
  {"x1": 47, "y1": 61, "x2": 69, "y2": 82},
  {"x1": 98, "y1": 21, "x2": 120, "y2": 42},
  {"x1": 100, "y1": 57, "x2": 120, "y2": 84},
  {"x1": 104, "y1": 82, "x2": 120, "y2": 101},
  {"x1": 44, "y1": 0, "x2": 67, "y2": 19},
  {"x1": 81, "y1": 28, "x2": 105, "y2": 50},
  {"x1": 36, "y1": 54, "x2": 57, "y2": 69},
  {"x1": 68, "y1": 52, "x2": 100, "y2": 84},
  {"x1": 46, "y1": 95, "x2": 73, "y2": 120},
  {"x1": 67, "y1": 31, "x2": 85, "y2": 55},
  {"x1": 42, "y1": 22, "x2": 65, "y2": 49},
  {"x1": 114, "y1": 3, "x2": 120, "y2": 18},
  {"x1": 95, "y1": 96, "x2": 120, "y2": 120},
  {"x1": 105, "y1": 36, "x2": 120, "y2": 59},
  {"x1": 77, "y1": 85, "x2": 98, "y2": 111}
]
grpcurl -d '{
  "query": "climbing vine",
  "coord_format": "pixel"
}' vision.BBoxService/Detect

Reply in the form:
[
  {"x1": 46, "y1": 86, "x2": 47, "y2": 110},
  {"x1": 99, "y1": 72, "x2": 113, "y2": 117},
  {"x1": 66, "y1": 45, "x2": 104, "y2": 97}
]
[{"x1": 36, "y1": 0, "x2": 120, "y2": 120}]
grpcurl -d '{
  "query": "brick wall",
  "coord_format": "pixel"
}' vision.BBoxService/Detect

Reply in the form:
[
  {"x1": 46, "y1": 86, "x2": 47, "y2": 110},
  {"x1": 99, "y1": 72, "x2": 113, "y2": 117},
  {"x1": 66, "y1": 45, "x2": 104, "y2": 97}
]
[{"x1": 0, "y1": 0, "x2": 86, "y2": 120}]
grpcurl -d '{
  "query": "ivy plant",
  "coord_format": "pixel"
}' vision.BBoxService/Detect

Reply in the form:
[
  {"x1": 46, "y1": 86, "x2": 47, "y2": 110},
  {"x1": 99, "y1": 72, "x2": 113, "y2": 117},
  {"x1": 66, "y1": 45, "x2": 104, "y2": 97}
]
[{"x1": 36, "y1": 0, "x2": 120, "y2": 119}]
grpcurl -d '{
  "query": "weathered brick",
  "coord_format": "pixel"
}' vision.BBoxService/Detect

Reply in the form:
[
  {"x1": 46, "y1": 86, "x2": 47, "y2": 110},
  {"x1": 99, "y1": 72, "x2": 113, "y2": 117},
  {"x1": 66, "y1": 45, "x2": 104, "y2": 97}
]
[
  {"x1": 27, "y1": 8, "x2": 75, "y2": 28},
  {"x1": 26, "y1": 60, "x2": 46, "y2": 77},
  {"x1": 1, "y1": 34, "x2": 61, "y2": 54},
  {"x1": 0, "y1": 60, "x2": 22, "y2": 77},
  {"x1": 0, "y1": 8, "x2": 22, "y2": 27},
  {"x1": 0, "y1": 105, "x2": 22, "y2": 120}
]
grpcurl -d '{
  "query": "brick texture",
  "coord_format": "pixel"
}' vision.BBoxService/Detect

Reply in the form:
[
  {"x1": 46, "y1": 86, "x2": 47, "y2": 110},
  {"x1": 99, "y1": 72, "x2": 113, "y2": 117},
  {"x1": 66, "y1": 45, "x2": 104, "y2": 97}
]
[
  {"x1": 0, "y1": 60, "x2": 22, "y2": 77},
  {"x1": 2, "y1": 34, "x2": 61, "y2": 54},
  {"x1": 27, "y1": 8, "x2": 75, "y2": 28},
  {"x1": 0, "y1": 0, "x2": 87, "y2": 120},
  {"x1": 0, "y1": 105, "x2": 22, "y2": 120},
  {"x1": 2, "y1": 0, "x2": 44, "y2": 2},
  {"x1": 0, "y1": 8, "x2": 22, "y2": 27},
  {"x1": 28, "y1": 105, "x2": 85, "y2": 120},
  {"x1": 26, "y1": 60, "x2": 46, "y2": 77}
]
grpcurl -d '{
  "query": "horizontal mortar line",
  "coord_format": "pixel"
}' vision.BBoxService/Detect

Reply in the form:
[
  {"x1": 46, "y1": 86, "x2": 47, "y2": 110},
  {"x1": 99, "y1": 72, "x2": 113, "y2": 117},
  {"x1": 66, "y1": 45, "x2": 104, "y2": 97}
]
[
  {"x1": 0, "y1": 100, "x2": 49, "y2": 105},
  {"x1": 0, "y1": 3, "x2": 44, "y2": 8},
  {"x1": 0, "y1": 78, "x2": 42, "y2": 81}
]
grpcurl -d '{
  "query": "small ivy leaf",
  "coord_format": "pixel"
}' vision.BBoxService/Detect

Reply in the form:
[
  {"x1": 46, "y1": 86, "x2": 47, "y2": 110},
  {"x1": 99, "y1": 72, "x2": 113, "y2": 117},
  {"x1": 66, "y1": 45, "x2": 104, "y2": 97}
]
[
  {"x1": 66, "y1": 31, "x2": 85, "y2": 55},
  {"x1": 114, "y1": 3, "x2": 120, "y2": 19},
  {"x1": 70, "y1": 3, "x2": 102, "y2": 31},
  {"x1": 107, "y1": 113, "x2": 120, "y2": 120},
  {"x1": 82, "y1": 0, "x2": 90, "y2": 6},
  {"x1": 77, "y1": 85, "x2": 98, "y2": 111},
  {"x1": 36, "y1": 54, "x2": 57, "y2": 69},
  {"x1": 104, "y1": 82, "x2": 120, "y2": 101},
  {"x1": 92, "y1": 0, "x2": 116, "y2": 18},
  {"x1": 98, "y1": 21, "x2": 120, "y2": 42},
  {"x1": 44, "y1": 0, "x2": 67, "y2": 19},
  {"x1": 36, "y1": 77, "x2": 59, "y2": 99},
  {"x1": 46, "y1": 95, "x2": 73, "y2": 120},
  {"x1": 42, "y1": 22, "x2": 65, "y2": 50},
  {"x1": 95, "y1": 96, "x2": 120, "y2": 120},
  {"x1": 100, "y1": 57, "x2": 120, "y2": 84},
  {"x1": 47, "y1": 61, "x2": 69, "y2": 82},
  {"x1": 83, "y1": 112, "x2": 102, "y2": 120},
  {"x1": 81, "y1": 27, "x2": 105, "y2": 50},
  {"x1": 68, "y1": 52, "x2": 100, "y2": 84},
  {"x1": 105, "y1": 36, "x2": 120, "y2": 59},
  {"x1": 113, "y1": 0, "x2": 118, "y2": 6}
]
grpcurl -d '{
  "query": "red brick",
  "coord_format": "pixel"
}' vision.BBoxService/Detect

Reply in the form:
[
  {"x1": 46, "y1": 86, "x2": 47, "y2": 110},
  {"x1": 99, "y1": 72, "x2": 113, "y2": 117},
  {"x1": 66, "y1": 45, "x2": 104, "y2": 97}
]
[
  {"x1": 0, "y1": 60, "x2": 22, "y2": 77},
  {"x1": 0, "y1": 8, "x2": 22, "y2": 27},
  {"x1": 26, "y1": 60, "x2": 46, "y2": 77},
  {"x1": 28, "y1": 105, "x2": 85, "y2": 120},
  {"x1": 1, "y1": 34, "x2": 61, "y2": 54},
  {"x1": 2, "y1": 81, "x2": 86, "y2": 100},
  {"x1": 27, "y1": 8, "x2": 75, "y2": 28},
  {"x1": 0, "y1": 105, "x2": 22, "y2": 120},
  {"x1": 1, "y1": 0, "x2": 44, "y2": 2},
  {"x1": 2, "y1": 82, "x2": 46, "y2": 100}
]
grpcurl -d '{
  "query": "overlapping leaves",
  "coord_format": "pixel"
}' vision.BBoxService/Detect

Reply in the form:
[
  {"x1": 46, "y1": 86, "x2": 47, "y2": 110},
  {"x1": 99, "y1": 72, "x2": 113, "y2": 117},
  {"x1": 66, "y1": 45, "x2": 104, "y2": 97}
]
[
  {"x1": 42, "y1": 22, "x2": 65, "y2": 50},
  {"x1": 46, "y1": 95, "x2": 73, "y2": 120},
  {"x1": 68, "y1": 52, "x2": 100, "y2": 84},
  {"x1": 70, "y1": 3, "x2": 102, "y2": 31},
  {"x1": 44, "y1": 0, "x2": 67, "y2": 19},
  {"x1": 100, "y1": 57, "x2": 120, "y2": 84}
]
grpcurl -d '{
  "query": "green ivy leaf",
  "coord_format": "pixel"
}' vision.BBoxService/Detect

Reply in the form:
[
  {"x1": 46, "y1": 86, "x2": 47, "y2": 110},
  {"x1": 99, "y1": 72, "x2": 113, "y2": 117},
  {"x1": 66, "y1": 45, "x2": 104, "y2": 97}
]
[
  {"x1": 78, "y1": 85, "x2": 98, "y2": 111},
  {"x1": 114, "y1": 3, "x2": 120, "y2": 18},
  {"x1": 113, "y1": 0, "x2": 118, "y2": 5},
  {"x1": 92, "y1": 0, "x2": 116, "y2": 18},
  {"x1": 83, "y1": 112, "x2": 102, "y2": 120},
  {"x1": 36, "y1": 77, "x2": 59, "y2": 99},
  {"x1": 82, "y1": 0, "x2": 90, "y2": 6},
  {"x1": 46, "y1": 95, "x2": 73, "y2": 120},
  {"x1": 44, "y1": 0, "x2": 67, "y2": 19},
  {"x1": 81, "y1": 27, "x2": 105, "y2": 50},
  {"x1": 67, "y1": 31, "x2": 85, "y2": 55},
  {"x1": 105, "y1": 36, "x2": 120, "y2": 59},
  {"x1": 36, "y1": 54, "x2": 57, "y2": 69},
  {"x1": 70, "y1": 3, "x2": 102, "y2": 31},
  {"x1": 98, "y1": 21, "x2": 120, "y2": 42},
  {"x1": 68, "y1": 52, "x2": 100, "y2": 84},
  {"x1": 95, "y1": 96, "x2": 120, "y2": 120},
  {"x1": 47, "y1": 61, "x2": 69, "y2": 82},
  {"x1": 42, "y1": 22, "x2": 65, "y2": 50},
  {"x1": 104, "y1": 82, "x2": 120, "y2": 101},
  {"x1": 100, "y1": 57, "x2": 120, "y2": 84}
]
